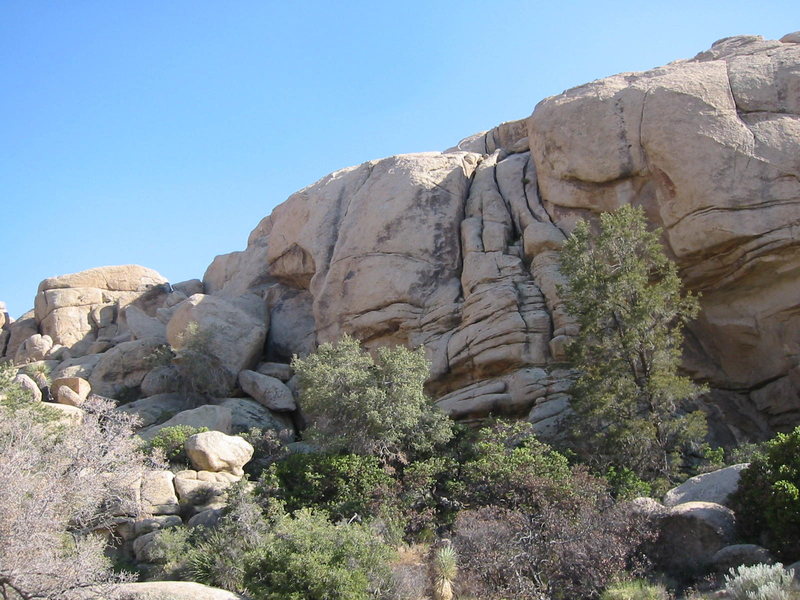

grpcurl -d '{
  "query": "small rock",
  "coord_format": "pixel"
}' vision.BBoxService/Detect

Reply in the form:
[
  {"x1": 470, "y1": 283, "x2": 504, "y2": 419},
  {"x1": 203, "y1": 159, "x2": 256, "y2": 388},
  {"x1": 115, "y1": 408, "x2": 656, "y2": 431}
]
[
  {"x1": 133, "y1": 515, "x2": 183, "y2": 538},
  {"x1": 188, "y1": 508, "x2": 223, "y2": 528},
  {"x1": 51, "y1": 377, "x2": 91, "y2": 403},
  {"x1": 140, "y1": 471, "x2": 179, "y2": 515},
  {"x1": 256, "y1": 361, "x2": 293, "y2": 382}
]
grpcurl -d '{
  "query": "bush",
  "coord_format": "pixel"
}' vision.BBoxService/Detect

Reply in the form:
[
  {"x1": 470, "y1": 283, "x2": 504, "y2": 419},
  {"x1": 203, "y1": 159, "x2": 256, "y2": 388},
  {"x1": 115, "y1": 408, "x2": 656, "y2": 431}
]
[
  {"x1": 0, "y1": 395, "x2": 147, "y2": 599},
  {"x1": 239, "y1": 427, "x2": 292, "y2": 478},
  {"x1": 457, "y1": 420, "x2": 583, "y2": 511},
  {"x1": 730, "y1": 426, "x2": 800, "y2": 560},
  {"x1": 242, "y1": 508, "x2": 395, "y2": 600},
  {"x1": 723, "y1": 563, "x2": 795, "y2": 600},
  {"x1": 454, "y1": 490, "x2": 650, "y2": 600},
  {"x1": 262, "y1": 452, "x2": 393, "y2": 522},
  {"x1": 185, "y1": 481, "x2": 272, "y2": 594},
  {"x1": 292, "y1": 334, "x2": 452, "y2": 463},
  {"x1": 145, "y1": 425, "x2": 209, "y2": 465},
  {"x1": 601, "y1": 579, "x2": 670, "y2": 600}
]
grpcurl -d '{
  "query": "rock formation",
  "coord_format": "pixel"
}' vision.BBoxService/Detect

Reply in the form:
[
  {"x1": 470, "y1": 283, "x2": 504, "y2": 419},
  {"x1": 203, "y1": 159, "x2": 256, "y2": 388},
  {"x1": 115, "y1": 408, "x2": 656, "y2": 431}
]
[{"x1": 2, "y1": 33, "x2": 799, "y2": 444}]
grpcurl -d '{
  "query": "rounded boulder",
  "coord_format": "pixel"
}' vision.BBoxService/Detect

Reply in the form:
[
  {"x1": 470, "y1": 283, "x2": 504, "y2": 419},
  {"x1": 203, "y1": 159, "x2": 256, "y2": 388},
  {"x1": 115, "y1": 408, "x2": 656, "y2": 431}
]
[{"x1": 185, "y1": 430, "x2": 253, "y2": 476}]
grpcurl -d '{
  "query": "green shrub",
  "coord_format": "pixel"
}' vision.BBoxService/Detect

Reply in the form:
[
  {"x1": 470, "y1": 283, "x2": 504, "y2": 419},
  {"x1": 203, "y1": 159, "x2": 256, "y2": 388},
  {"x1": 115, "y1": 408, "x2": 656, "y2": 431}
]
[
  {"x1": 239, "y1": 427, "x2": 291, "y2": 478},
  {"x1": 457, "y1": 420, "x2": 582, "y2": 511},
  {"x1": 730, "y1": 427, "x2": 800, "y2": 560},
  {"x1": 145, "y1": 425, "x2": 209, "y2": 465},
  {"x1": 723, "y1": 563, "x2": 795, "y2": 600},
  {"x1": 292, "y1": 334, "x2": 452, "y2": 463},
  {"x1": 605, "y1": 466, "x2": 653, "y2": 500},
  {"x1": 262, "y1": 452, "x2": 393, "y2": 522},
  {"x1": 186, "y1": 481, "x2": 272, "y2": 594},
  {"x1": 601, "y1": 579, "x2": 670, "y2": 600},
  {"x1": 242, "y1": 508, "x2": 395, "y2": 600}
]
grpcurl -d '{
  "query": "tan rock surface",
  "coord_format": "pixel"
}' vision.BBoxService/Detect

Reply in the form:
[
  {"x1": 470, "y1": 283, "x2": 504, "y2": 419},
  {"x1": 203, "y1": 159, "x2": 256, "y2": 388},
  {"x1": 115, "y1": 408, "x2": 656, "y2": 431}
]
[{"x1": 166, "y1": 293, "x2": 267, "y2": 385}]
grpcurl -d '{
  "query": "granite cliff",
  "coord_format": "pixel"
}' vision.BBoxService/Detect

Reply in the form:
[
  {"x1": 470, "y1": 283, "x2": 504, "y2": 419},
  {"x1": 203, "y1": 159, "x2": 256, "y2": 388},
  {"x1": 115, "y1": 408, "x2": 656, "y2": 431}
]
[{"x1": 2, "y1": 33, "x2": 799, "y2": 445}]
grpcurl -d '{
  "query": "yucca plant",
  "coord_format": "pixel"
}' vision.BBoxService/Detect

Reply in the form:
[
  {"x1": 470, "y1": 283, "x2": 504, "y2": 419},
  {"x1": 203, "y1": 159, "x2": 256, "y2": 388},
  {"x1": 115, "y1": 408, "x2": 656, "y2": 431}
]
[{"x1": 432, "y1": 544, "x2": 458, "y2": 600}]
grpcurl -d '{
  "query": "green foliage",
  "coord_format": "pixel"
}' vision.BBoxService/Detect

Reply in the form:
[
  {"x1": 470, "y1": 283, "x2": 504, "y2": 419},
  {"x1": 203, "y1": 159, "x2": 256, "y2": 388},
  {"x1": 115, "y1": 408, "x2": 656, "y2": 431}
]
[
  {"x1": 731, "y1": 427, "x2": 800, "y2": 560},
  {"x1": 601, "y1": 579, "x2": 670, "y2": 600},
  {"x1": 559, "y1": 204, "x2": 707, "y2": 482},
  {"x1": 239, "y1": 427, "x2": 292, "y2": 478},
  {"x1": 0, "y1": 363, "x2": 60, "y2": 423},
  {"x1": 457, "y1": 420, "x2": 578, "y2": 511},
  {"x1": 723, "y1": 563, "x2": 796, "y2": 600},
  {"x1": 242, "y1": 508, "x2": 395, "y2": 600},
  {"x1": 292, "y1": 334, "x2": 452, "y2": 463},
  {"x1": 145, "y1": 425, "x2": 209, "y2": 465},
  {"x1": 262, "y1": 452, "x2": 393, "y2": 522},
  {"x1": 186, "y1": 481, "x2": 272, "y2": 594},
  {"x1": 605, "y1": 466, "x2": 652, "y2": 500}
]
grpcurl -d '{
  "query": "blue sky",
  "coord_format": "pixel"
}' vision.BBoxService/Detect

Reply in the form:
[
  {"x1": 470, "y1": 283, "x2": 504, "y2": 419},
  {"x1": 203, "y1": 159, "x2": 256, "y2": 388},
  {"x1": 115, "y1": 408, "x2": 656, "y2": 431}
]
[{"x1": 1, "y1": 1, "x2": 795, "y2": 318}]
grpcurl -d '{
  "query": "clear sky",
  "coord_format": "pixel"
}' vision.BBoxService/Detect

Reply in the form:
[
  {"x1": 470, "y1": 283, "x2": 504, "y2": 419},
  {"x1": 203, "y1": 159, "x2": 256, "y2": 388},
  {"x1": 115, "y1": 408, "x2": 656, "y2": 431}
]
[{"x1": 1, "y1": 1, "x2": 795, "y2": 318}]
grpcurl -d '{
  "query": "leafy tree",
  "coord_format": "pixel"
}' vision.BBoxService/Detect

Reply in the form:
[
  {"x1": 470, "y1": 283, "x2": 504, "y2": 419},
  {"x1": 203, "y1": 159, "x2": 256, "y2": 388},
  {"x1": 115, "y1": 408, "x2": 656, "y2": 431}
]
[
  {"x1": 559, "y1": 204, "x2": 707, "y2": 483},
  {"x1": 292, "y1": 335, "x2": 452, "y2": 463}
]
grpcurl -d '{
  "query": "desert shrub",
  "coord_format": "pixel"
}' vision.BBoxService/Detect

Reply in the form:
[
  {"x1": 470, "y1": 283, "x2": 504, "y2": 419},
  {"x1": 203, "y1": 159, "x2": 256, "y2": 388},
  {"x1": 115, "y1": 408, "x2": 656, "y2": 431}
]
[
  {"x1": 0, "y1": 395, "x2": 147, "y2": 599},
  {"x1": 145, "y1": 425, "x2": 209, "y2": 465},
  {"x1": 456, "y1": 420, "x2": 583, "y2": 511},
  {"x1": 185, "y1": 481, "x2": 272, "y2": 594},
  {"x1": 454, "y1": 489, "x2": 650, "y2": 600},
  {"x1": 292, "y1": 334, "x2": 452, "y2": 463},
  {"x1": 239, "y1": 427, "x2": 292, "y2": 478},
  {"x1": 0, "y1": 363, "x2": 39, "y2": 406},
  {"x1": 396, "y1": 456, "x2": 461, "y2": 539},
  {"x1": 262, "y1": 452, "x2": 393, "y2": 522},
  {"x1": 730, "y1": 426, "x2": 800, "y2": 560},
  {"x1": 242, "y1": 507, "x2": 395, "y2": 600},
  {"x1": 723, "y1": 563, "x2": 795, "y2": 600},
  {"x1": 601, "y1": 579, "x2": 670, "y2": 600},
  {"x1": 605, "y1": 466, "x2": 653, "y2": 500}
]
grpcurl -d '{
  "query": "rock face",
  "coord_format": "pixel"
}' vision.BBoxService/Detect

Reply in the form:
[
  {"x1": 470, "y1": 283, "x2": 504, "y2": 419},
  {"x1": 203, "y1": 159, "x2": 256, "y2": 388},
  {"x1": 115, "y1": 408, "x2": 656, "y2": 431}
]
[{"x1": 3, "y1": 34, "x2": 799, "y2": 442}]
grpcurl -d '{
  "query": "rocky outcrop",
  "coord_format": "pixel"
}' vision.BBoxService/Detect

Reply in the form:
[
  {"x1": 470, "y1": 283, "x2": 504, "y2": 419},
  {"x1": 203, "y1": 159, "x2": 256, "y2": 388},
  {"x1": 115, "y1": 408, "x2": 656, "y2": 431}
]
[{"x1": 3, "y1": 33, "x2": 799, "y2": 443}]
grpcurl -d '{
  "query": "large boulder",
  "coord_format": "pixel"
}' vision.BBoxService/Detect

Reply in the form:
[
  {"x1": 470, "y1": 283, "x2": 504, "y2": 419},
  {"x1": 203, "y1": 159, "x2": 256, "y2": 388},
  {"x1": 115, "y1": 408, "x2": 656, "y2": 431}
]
[
  {"x1": 216, "y1": 397, "x2": 295, "y2": 435},
  {"x1": 138, "y1": 405, "x2": 233, "y2": 440},
  {"x1": 663, "y1": 464, "x2": 748, "y2": 508},
  {"x1": 185, "y1": 430, "x2": 254, "y2": 476},
  {"x1": 528, "y1": 34, "x2": 800, "y2": 436},
  {"x1": 166, "y1": 293, "x2": 268, "y2": 389},
  {"x1": 116, "y1": 393, "x2": 196, "y2": 429},
  {"x1": 648, "y1": 501, "x2": 737, "y2": 576},
  {"x1": 88, "y1": 338, "x2": 164, "y2": 398},
  {"x1": 115, "y1": 582, "x2": 246, "y2": 600}
]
